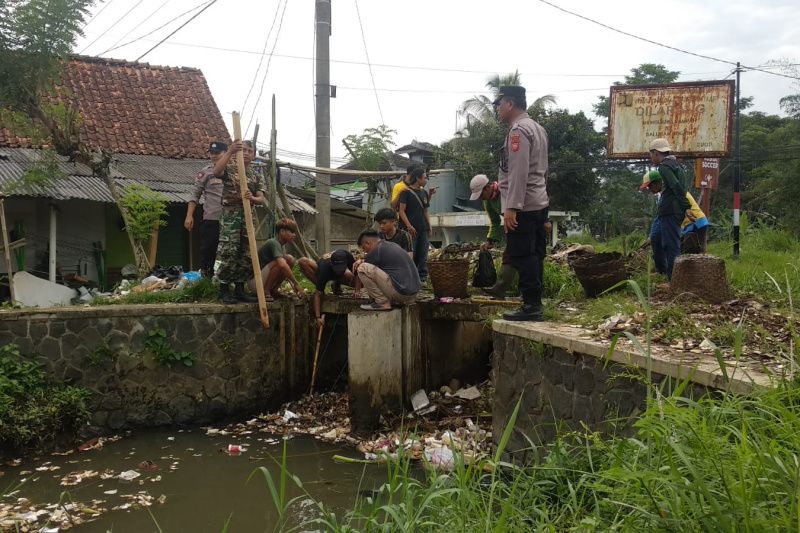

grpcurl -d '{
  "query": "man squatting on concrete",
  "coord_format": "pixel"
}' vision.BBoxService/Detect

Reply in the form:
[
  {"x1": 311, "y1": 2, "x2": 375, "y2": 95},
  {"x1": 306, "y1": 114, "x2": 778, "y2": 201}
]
[
  {"x1": 212, "y1": 139, "x2": 266, "y2": 304},
  {"x1": 353, "y1": 229, "x2": 421, "y2": 311},
  {"x1": 495, "y1": 85, "x2": 550, "y2": 322},
  {"x1": 185, "y1": 141, "x2": 227, "y2": 278},
  {"x1": 249, "y1": 218, "x2": 306, "y2": 302},
  {"x1": 298, "y1": 249, "x2": 357, "y2": 329}
]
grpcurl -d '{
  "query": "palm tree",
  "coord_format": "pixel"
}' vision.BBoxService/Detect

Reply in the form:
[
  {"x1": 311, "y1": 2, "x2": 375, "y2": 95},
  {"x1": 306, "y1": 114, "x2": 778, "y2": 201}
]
[{"x1": 458, "y1": 71, "x2": 556, "y2": 130}]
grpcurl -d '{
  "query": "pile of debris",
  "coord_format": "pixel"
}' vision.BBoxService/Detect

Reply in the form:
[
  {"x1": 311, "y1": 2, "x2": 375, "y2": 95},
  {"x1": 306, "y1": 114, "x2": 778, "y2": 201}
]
[{"x1": 205, "y1": 381, "x2": 494, "y2": 470}]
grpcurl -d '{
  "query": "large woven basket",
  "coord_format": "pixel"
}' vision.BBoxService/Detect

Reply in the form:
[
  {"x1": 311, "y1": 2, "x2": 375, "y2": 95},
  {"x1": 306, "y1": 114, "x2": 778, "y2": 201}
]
[
  {"x1": 671, "y1": 254, "x2": 731, "y2": 303},
  {"x1": 570, "y1": 252, "x2": 628, "y2": 298},
  {"x1": 428, "y1": 259, "x2": 470, "y2": 299}
]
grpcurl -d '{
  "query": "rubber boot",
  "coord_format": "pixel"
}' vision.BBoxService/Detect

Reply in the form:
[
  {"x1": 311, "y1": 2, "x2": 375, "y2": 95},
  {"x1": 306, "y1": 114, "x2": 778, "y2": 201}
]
[
  {"x1": 219, "y1": 284, "x2": 237, "y2": 305},
  {"x1": 234, "y1": 282, "x2": 258, "y2": 303},
  {"x1": 482, "y1": 264, "x2": 515, "y2": 298}
]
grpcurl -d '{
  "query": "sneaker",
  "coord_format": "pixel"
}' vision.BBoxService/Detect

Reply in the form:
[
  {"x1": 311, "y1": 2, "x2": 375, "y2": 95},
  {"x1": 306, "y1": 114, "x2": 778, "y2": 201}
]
[
  {"x1": 503, "y1": 305, "x2": 544, "y2": 322},
  {"x1": 360, "y1": 302, "x2": 392, "y2": 311}
]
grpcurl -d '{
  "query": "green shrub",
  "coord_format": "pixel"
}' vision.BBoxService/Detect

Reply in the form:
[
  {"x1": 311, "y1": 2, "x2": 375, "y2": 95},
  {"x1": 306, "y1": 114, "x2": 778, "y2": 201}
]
[
  {"x1": 0, "y1": 344, "x2": 90, "y2": 456},
  {"x1": 144, "y1": 328, "x2": 193, "y2": 368}
]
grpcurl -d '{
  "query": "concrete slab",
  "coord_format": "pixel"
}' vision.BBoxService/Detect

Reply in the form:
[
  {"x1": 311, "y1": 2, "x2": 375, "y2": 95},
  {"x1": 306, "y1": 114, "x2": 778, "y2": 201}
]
[{"x1": 493, "y1": 320, "x2": 774, "y2": 394}]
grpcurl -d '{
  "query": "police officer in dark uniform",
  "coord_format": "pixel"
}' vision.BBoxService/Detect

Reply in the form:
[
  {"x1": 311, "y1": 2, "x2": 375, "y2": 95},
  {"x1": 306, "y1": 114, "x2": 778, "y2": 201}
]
[{"x1": 494, "y1": 85, "x2": 550, "y2": 321}]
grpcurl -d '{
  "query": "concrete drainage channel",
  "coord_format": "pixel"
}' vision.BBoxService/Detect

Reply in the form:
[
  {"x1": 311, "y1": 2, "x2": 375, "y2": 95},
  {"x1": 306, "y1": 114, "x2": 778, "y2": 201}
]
[
  {"x1": 0, "y1": 301, "x2": 771, "y2": 529},
  {"x1": 0, "y1": 299, "x2": 494, "y2": 434}
]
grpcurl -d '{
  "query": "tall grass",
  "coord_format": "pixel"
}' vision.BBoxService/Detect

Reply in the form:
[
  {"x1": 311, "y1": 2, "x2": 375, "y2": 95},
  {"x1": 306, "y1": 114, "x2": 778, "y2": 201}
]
[{"x1": 249, "y1": 380, "x2": 800, "y2": 531}]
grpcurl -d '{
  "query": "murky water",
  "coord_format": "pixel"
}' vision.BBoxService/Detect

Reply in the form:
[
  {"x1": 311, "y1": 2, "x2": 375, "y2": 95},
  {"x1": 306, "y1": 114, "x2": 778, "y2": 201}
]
[{"x1": 2, "y1": 428, "x2": 387, "y2": 532}]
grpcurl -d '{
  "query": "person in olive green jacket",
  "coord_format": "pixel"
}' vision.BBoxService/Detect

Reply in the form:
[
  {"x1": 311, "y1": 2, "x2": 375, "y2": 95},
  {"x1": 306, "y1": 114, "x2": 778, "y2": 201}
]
[
  {"x1": 469, "y1": 174, "x2": 516, "y2": 297},
  {"x1": 647, "y1": 138, "x2": 695, "y2": 280}
]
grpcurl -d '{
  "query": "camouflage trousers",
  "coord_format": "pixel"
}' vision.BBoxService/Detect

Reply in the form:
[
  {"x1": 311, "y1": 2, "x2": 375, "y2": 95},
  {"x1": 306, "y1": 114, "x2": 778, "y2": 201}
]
[{"x1": 216, "y1": 206, "x2": 252, "y2": 284}]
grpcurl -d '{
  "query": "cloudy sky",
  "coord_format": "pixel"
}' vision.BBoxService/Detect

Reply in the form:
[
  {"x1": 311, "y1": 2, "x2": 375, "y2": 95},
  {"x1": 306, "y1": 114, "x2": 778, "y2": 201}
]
[{"x1": 73, "y1": 0, "x2": 800, "y2": 163}]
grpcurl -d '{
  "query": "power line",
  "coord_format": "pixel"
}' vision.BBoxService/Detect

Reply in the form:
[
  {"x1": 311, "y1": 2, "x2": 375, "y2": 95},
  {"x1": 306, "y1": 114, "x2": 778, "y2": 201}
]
[
  {"x1": 79, "y1": 0, "x2": 146, "y2": 55},
  {"x1": 81, "y1": 0, "x2": 117, "y2": 30},
  {"x1": 353, "y1": 0, "x2": 384, "y2": 125},
  {"x1": 100, "y1": 0, "x2": 212, "y2": 56},
  {"x1": 241, "y1": 0, "x2": 284, "y2": 115},
  {"x1": 244, "y1": 0, "x2": 289, "y2": 136},
  {"x1": 97, "y1": 0, "x2": 173, "y2": 57},
  {"x1": 535, "y1": 0, "x2": 800, "y2": 81},
  {"x1": 135, "y1": 0, "x2": 220, "y2": 62}
]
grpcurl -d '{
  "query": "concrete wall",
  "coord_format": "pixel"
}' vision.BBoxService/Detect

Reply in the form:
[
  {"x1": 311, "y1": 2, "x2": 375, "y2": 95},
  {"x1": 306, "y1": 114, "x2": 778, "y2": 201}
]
[
  {"x1": 0, "y1": 302, "x2": 313, "y2": 431},
  {"x1": 491, "y1": 320, "x2": 768, "y2": 461}
]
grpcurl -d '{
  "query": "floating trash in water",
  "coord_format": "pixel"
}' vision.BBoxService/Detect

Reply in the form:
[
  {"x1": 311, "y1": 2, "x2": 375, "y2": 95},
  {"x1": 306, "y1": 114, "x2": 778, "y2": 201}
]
[
  {"x1": 137, "y1": 460, "x2": 159, "y2": 472},
  {"x1": 118, "y1": 470, "x2": 141, "y2": 482},
  {"x1": 60, "y1": 469, "x2": 99, "y2": 486}
]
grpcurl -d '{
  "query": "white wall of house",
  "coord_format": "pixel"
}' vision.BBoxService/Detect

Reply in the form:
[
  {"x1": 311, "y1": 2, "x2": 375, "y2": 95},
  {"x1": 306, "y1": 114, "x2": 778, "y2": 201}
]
[{"x1": 1, "y1": 197, "x2": 106, "y2": 283}]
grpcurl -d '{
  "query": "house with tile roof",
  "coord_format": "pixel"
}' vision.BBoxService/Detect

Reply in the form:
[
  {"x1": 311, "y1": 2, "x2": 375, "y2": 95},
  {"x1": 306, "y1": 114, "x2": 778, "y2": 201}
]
[{"x1": 0, "y1": 56, "x2": 313, "y2": 290}]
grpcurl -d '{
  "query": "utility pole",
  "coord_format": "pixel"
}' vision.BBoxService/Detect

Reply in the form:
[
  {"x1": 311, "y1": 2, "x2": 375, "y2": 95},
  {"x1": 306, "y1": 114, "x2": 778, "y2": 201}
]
[
  {"x1": 315, "y1": 0, "x2": 331, "y2": 254},
  {"x1": 733, "y1": 62, "x2": 742, "y2": 257}
]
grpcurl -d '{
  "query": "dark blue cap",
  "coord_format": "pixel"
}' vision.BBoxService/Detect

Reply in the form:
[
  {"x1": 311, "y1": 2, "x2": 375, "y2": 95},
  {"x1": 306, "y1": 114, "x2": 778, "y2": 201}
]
[
  {"x1": 208, "y1": 141, "x2": 228, "y2": 153},
  {"x1": 493, "y1": 85, "x2": 526, "y2": 106}
]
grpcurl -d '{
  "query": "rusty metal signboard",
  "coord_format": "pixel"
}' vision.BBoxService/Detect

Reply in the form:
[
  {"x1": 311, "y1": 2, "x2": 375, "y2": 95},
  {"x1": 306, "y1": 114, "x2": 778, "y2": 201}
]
[
  {"x1": 607, "y1": 80, "x2": 735, "y2": 159},
  {"x1": 694, "y1": 158, "x2": 720, "y2": 189}
]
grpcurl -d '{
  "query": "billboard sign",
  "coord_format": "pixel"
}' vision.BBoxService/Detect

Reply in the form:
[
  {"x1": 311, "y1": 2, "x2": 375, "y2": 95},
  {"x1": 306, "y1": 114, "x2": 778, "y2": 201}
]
[{"x1": 607, "y1": 80, "x2": 735, "y2": 159}]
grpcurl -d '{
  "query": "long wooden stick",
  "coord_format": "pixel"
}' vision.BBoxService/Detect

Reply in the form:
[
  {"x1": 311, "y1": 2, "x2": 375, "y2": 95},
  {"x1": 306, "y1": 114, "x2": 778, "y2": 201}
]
[
  {"x1": 309, "y1": 318, "x2": 325, "y2": 395},
  {"x1": 0, "y1": 197, "x2": 15, "y2": 303},
  {"x1": 232, "y1": 112, "x2": 269, "y2": 330}
]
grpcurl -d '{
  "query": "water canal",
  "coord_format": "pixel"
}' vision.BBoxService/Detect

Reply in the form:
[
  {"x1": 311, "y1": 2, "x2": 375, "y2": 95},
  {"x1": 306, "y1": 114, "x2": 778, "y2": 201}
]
[{"x1": 2, "y1": 429, "x2": 386, "y2": 531}]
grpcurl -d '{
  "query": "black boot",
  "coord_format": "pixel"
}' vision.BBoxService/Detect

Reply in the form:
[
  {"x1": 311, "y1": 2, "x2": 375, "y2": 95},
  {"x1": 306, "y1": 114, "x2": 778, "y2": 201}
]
[
  {"x1": 503, "y1": 303, "x2": 544, "y2": 322},
  {"x1": 234, "y1": 282, "x2": 258, "y2": 303},
  {"x1": 482, "y1": 264, "x2": 515, "y2": 298},
  {"x1": 219, "y1": 284, "x2": 238, "y2": 305}
]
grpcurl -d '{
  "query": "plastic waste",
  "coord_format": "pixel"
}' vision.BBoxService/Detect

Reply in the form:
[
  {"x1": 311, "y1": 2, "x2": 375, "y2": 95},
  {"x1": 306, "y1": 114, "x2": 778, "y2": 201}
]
[{"x1": 410, "y1": 389, "x2": 430, "y2": 412}]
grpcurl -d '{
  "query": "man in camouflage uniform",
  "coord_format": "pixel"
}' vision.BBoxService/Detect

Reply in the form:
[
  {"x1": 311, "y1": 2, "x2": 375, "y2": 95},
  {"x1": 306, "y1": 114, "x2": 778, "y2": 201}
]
[{"x1": 212, "y1": 140, "x2": 266, "y2": 304}]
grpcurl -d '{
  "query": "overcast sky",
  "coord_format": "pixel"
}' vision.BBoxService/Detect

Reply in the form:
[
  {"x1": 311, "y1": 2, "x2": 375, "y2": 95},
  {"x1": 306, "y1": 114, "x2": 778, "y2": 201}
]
[{"x1": 73, "y1": 0, "x2": 800, "y2": 164}]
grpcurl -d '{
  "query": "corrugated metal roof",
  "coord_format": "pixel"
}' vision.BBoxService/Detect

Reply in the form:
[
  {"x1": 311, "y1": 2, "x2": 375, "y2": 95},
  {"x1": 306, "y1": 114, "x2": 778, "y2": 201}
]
[{"x1": 0, "y1": 147, "x2": 316, "y2": 214}]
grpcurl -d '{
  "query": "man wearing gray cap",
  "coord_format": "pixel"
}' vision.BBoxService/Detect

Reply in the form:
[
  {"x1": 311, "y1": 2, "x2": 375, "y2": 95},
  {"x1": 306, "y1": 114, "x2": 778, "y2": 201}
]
[{"x1": 494, "y1": 85, "x2": 549, "y2": 321}]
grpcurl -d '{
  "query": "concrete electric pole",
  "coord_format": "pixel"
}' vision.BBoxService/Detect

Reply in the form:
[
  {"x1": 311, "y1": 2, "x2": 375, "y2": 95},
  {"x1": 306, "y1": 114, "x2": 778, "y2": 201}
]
[{"x1": 314, "y1": 0, "x2": 331, "y2": 254}]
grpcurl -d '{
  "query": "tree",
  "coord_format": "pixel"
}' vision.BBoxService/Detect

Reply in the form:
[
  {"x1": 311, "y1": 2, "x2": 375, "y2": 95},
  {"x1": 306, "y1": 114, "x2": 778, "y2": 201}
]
[
  {"x1": 342, "y1": 125, "x2": 397, "y2": 171},
  {"x1": 119, "y1": 183, "x2": 168, "y2": 257},
  {"x1": 536, "y1": 108, "x2": 605, "y2": 213},
  {"x1": 459, "y1": 71, "x2": 556, "y2": 127}
]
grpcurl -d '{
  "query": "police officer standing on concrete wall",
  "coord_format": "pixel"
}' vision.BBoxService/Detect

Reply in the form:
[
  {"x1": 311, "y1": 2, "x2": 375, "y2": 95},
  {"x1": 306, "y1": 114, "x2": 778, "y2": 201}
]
[
  {"x1": 495, "y1": 85, "x2": 550, "y2": 321},
  {"x1": 185, "y1": 141, "x2": 227, "y2": 278}
]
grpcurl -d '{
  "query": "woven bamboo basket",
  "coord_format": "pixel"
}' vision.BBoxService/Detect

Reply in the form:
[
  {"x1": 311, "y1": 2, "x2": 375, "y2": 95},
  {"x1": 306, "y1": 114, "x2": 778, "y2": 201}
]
[
  {"x1": 670, "y1": 254, "x2": 731, "y2": 303},
  {"x1": 428, "y1": 259, "x2": 470, "y2": 299},
  {"x1": 570, "y1": 252, "x2": 628, "y2": 298}
]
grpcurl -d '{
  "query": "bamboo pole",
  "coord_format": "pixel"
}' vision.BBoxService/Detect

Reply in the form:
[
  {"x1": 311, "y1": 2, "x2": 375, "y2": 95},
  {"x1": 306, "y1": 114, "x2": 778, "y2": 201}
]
[
  {"x1": 232, "y1": 112, "x2": 269, "y2": 330},
  {"x1": 309, "y1": 316, "x2": 325, "y2": 395},
  {"x1": 0, "y1": 196, "x2": 15, "y2": 303}
]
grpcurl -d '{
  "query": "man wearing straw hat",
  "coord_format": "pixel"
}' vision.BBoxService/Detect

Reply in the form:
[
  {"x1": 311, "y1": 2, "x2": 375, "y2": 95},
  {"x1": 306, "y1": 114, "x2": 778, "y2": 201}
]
[{"x1": 494, "y1": 85, "x2": 549, "y2": 321}]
